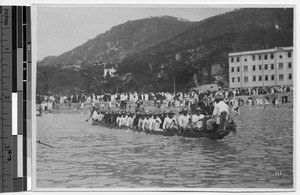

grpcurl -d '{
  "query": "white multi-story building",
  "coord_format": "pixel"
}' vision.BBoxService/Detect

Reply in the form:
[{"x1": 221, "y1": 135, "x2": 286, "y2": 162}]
[{"x1": 228, "y1": 46, "x2": 293, "y2": 88}]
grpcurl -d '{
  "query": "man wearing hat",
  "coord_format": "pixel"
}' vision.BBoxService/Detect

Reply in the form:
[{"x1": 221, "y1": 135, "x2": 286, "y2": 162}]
[
  {"x1": 138, "y1": 112, "x2": 146, "y2": 130},
  {"x1": 143, "y1": 111, "x2": 152, "y2": 130},
  {"x1": 162, "y1": 110, "x2": 179, "y2": 131},
  {"x1": 126, "y1": 111, "x2": 135, "y2": 128},
  {"x1": 178, "y1": 107, "x2": 191, "y2": 132},
  {"x1": 159, "y1": 110, "x2": 168, "y2": 129},
  {"x1": 206, "y1": 92, "x2": 229, "y2": 130},
  {"x1": 132, "y1": 111, "x2": 140, "y2": 129},
  {"x1": 150, "y1": 112, "x2": 162, "y2": 131},
  {"x1": 191, "y1": 107, "x2": 205, "y2": 131}
]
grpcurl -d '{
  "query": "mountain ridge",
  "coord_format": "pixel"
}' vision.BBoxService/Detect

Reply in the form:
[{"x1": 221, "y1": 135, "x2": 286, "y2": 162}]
[
  {"x1": 37, "y1": 8, "x2": 293, "y2": 94},
  {"x1": 37, "y1": 15, "x2": 196, "y2": 66}
]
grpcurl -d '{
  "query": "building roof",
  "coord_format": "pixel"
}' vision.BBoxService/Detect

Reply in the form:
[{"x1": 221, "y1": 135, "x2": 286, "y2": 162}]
[{"x1": 228, "y1": 46, "x2": 293, "y2": 57}]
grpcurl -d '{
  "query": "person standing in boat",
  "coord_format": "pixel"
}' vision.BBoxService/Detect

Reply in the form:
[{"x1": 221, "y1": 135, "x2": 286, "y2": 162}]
[
  {"x1": 191, "y1": 107, "x2": 205, "y2": 131},
  {"x1": 162, "y1": 110, "x2": 179, "y2": 131},
  {"x1": 178, "y1": 107, "x2": 191, "y2": 133},
  {"x1": 206, "y1": 93, "x2": 229, "y2": 131}
]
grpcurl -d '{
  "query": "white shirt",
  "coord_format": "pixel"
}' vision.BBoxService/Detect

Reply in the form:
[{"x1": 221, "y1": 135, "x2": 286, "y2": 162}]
[
  {"x1": 98, "y1": 113, "x2": 104, "y2": 121},
  {"x1": 118, "y1": 116, "x2": 127, "y2": 127},
  {"x1": 191, "y1": 114, "x2": 204, "y2": 128},
  {"x1": 162, "y1": 117, "x2": 178, "y2": 130},
  {"x1": 178, "y1": 114, "x2": 190, "y2": 128},
  {"x1": 126, "y1": 116, "x2": 134, "y2": 127},
  {"x1": 143, "y1": 118, "x2": 152, "y2": 130},
  {"x1": 138, "y1": 118, "x2": 146, "y2": 129},
  {"x1": 150, "y1": 117, "x2": 162, "y2": 130},
  {"x1": 212, "y1": 101, "x2": 229, "y2": 124},
  {"x1": 92, "y1": 110, "x2": 99, "y2": 120}
]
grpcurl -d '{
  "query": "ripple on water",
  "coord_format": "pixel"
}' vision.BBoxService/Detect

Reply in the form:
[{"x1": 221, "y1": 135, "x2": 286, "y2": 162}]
[{"x1": 36, "y1": 106, "x2": 293, "y2": 188}]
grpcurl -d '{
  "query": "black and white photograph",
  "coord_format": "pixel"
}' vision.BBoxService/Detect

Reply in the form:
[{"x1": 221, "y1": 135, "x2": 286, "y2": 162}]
[{"x1": 34, "y1": 4, "x2": 294, "y2": 190}]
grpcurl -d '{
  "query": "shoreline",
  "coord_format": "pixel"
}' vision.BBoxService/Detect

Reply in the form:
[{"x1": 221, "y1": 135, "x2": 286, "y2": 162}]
[{"x1": 37, "y1": 92, "x2": 293, "y2": 115}]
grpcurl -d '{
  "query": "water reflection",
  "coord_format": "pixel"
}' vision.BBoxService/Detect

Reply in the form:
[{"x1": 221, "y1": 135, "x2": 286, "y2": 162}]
[{"x1": 36, "y1": 106, "x2": 293, "y2": 188}]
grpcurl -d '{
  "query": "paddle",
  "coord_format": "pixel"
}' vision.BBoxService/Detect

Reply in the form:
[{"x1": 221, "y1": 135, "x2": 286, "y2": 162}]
[
  {"x1": 180, "y1": 118, "x2": 204, "y2": 136},
  {"x1": 36, "y1": 140, "x2": 54, "y2": 148}
]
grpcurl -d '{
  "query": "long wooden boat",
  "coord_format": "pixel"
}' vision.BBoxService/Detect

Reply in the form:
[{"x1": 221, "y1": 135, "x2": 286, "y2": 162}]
[{"x1": 92, "y1": 112, "x2": 237, "y2": 140}]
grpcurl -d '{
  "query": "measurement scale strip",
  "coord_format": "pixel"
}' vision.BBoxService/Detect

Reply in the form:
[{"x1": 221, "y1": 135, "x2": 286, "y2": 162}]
[{"x1": 1, "y1": 6, "x2": 30, "y2": 192}]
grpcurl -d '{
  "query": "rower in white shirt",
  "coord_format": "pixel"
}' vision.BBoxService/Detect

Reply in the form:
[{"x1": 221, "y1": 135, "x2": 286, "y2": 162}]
[
  {"x1": 125, "y1": 112, "x2": 135, "y2": 128},
  {"x1": 191, "y1": 107, "x2": 205, "y2": 131},
  {"x1": 177, "y1": 107, "x2": 191, "y2": 132},
  {"x1": 143, "y1": 112, "x2": 152, "y2": 130},
  {"x1": 150, "y1": 112, "x2": 162, "y2": 131},
  {"x1": 119, "y1": 112, "x2": 128, "y2": 127},
  {"x1": 138, "y1": 113, "x2": 146, "y2": 130},
  {"x1": 162, "y1": 110, "x2": 179, "y2": 131}
]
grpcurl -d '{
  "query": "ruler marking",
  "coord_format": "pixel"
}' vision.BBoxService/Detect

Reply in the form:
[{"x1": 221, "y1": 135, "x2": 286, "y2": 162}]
[{"x1": 1, "y1": 6, "x2": 13, "y2": 192}]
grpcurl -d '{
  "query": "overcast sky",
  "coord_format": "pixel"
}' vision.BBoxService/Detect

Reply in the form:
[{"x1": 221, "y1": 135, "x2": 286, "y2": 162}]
[{"x1": 37, "y1": 6, "x2": 236, "y2": 60}]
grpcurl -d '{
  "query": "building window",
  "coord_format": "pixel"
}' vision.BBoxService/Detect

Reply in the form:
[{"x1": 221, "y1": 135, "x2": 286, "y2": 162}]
[
  {"x1": 271, "y1": 75, "x2": 275, "y2": 80},
  {"x1": 252, "y1": 55, "x2": 255, "y2": 61},
  {"x1": 231, "y1": 67, "x2": 234, "y2": 72},
  {"x1": 259, "y1": 65, "x2": 262, "y2": 70},
  {"x1": 288, "y1": 62, "x2": 292, "y2": 68},
  {"x1": 271, "y1": 53, "x2": 274, "y2": 59},
  {"x1": 237, "y1": 67, "x2": 240, "y2": 72},
  {"x1": 244, "y1": 66, "x2": 248, "y2": 72},
  {"x1": 253, "y1": 76, "x2": 256, "y2": 81},
  {"x1": 279, "y1": 74, "x2": 284, "y2": 80},
  {"x1": 265, "y1": 64, "x2": 268, "y2": 70},
  {"x1": 232, "y1": 77, "x2": 235, "y2": 83},
  {"x1": 271, "y1": 64, "x2": 274, "y2": 69},
  {"x1": 231, "y1": 57, "x2": 234, "y2": 62},
  {"x1": 252, "y1": 65, "x2": 256, "y2": 71},
  {"x1": 288, "y1": 51, "x2": 292, "y2": 58},
  {"x1": 237, "y1": 57, "x2": 240, "y2": 62},
  {"x1": 258, "y1": 55, "x2": 261, "y2": 60},
  {"x1": 259, "y1": 75, "x2": 262, "y2": 81},
  {"x1": 264, "y1": 54, "x2": 268, "y2": 60},
  {"x1": 265, "y1": 75, "x2": 268, "y2": 81},
  {"x1": 244, "y1": 76, "x2": 248, "y2": 83},
  {"x1": 278, "y1": 63, "x2": 283, "y2": 69},
  {"x1": 289, "y1": 74, "x2": 292, "y2": 80},
  {"x1": 237, "y1": 77, "x2": 240, "y2": 82}
]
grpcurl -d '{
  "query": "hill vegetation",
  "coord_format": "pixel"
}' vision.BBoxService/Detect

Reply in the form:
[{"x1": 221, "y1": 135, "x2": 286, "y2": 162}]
[{"x1": 37, "y1": 8, "x2": 293, "y2": 95}]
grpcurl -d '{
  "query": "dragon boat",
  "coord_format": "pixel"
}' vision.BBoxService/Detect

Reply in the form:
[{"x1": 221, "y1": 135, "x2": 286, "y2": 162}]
[{"x1": 92, "y1": 112, "x2": 237, "y2": 140}]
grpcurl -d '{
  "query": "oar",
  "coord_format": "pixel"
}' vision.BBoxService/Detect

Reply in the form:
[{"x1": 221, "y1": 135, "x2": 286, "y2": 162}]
[
  {"x1": 179, "y1": 116, "x2": 206, "y2": 136},
  {"x1": 36, "y1": 140, "x2": 54, "y2": 148},
  {"x1": 165, "y1": 120, "x2": 175, "y2": 131}
]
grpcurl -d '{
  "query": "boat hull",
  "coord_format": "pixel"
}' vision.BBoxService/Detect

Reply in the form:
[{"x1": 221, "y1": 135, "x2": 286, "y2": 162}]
[{"x1": 92, "y1": 122, "x2": 234, "y2": 140}]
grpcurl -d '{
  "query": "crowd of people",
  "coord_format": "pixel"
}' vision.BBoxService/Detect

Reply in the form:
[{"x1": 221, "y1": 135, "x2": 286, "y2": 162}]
[{"x1": 36, "y1": 85, "x2": 293, "y2": 112}]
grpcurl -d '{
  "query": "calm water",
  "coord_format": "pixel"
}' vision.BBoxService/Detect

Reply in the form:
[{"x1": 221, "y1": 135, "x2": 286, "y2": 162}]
[{"x1": 36, "y1": 106, "x2": 293, "y2": 189}]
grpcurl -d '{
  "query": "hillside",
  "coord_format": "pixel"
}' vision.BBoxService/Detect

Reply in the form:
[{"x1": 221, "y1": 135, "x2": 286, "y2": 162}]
[
  {"x1": 117, "y1": 8, "x2": 293, "y2": 90},
  {"x1": 37, "y1": 8, "x2": 294, "y2": 94},
  {"x1": 37, "y1": 15, "x2": 196, "y2": 66}
]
